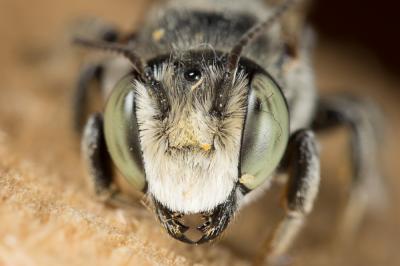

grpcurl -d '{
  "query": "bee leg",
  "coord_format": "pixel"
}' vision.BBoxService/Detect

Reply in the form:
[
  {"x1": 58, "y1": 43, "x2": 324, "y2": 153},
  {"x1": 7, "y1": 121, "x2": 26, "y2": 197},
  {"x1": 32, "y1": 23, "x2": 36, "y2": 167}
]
[
  {"x1": 82, "y1": 113, "x2": 114, "y2": 196},
  {"x1": 73, "y1": 64, "x2": 103, "y2": 132},
  {"x1": 82, "y1": 113, "x2": 140, "y2": 208},
  {"x1": 81, "y1": 113, "x2": 132, "y2": 207},
  {"x1": 312, "y1": 95, "x2": 386, "y2": 241},
  {"x1": 254, "y1": 130, "x2": 320, "y2": 266}
]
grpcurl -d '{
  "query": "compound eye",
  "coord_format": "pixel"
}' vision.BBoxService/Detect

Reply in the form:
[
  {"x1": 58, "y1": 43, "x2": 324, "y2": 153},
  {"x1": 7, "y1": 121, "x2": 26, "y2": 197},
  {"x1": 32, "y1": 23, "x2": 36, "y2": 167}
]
[
  {"x1": 103, "y1": 74, "x2": 146, "y2": 190},
  {"x1": 239, "y1": 73, "x2": 289, "y2": 190},
  {"x1": 184, "y1": 68, "x2": 202, "y2": 82}
]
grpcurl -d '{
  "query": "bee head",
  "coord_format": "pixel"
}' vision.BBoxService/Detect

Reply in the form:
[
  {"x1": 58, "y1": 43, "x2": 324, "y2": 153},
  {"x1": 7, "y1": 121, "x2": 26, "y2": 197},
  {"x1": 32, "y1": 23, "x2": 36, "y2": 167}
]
[
  {"x1": 101, "y1": 50, "x2": 289, "y2": 243},
  {"x1": 74, "y1": 0, "x2": 294, "y2": 244}
]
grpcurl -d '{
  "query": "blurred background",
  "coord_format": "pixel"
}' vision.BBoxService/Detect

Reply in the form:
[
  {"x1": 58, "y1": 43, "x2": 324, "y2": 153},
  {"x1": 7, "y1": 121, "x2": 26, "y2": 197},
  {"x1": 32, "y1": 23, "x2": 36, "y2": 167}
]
[
  {"x1": 310, "y1": 0, "x2": 400, "y2": 76},
  {"x1": 0, "y1": 0, "x2": 399, "y2": 265}
]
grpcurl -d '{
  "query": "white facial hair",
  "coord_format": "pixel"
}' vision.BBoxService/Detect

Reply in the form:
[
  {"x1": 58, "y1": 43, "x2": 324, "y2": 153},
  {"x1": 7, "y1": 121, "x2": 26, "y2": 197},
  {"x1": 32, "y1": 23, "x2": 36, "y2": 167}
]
[{"x1": 135, "y1": 66, "x2": 248, "y2": 213}]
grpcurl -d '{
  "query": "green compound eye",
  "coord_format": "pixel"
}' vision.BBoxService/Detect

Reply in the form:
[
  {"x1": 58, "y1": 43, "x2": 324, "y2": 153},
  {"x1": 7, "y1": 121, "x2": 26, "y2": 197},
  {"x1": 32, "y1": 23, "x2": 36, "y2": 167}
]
[
  {"x1": 104, "y1": 75, "x2": 146, "y2": 191},
  {"x1": 239, "y1": 73, "x2": 290, "y2": 190}
]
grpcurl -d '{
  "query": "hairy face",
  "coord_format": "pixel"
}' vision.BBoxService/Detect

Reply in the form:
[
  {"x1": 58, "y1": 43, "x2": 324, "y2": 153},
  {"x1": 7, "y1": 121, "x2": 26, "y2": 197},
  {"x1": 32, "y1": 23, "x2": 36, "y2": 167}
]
[
  {"x1": 103, "y1": 51, "x2": 289, "y2": 243},
  {"x1": 135, "y1": 55, "x2": 249, "y2": 213}
]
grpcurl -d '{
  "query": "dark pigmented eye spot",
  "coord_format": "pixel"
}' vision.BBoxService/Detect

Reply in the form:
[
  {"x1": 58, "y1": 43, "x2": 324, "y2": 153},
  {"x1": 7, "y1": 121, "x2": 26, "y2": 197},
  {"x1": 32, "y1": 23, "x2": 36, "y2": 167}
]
[{"x1": 184, "y1": 68, "x2": 202, "y2": 82}]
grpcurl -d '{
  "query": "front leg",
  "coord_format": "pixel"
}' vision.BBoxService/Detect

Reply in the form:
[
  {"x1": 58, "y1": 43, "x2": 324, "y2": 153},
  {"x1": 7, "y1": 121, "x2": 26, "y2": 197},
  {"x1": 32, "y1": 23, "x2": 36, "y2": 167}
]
[
  {"x1": 82, "y1": 113, "x2": 140, "y2": 207},
  {"x1": 255, "y1": 130, "x2": 320, "y2": 265},
  {"x1": 82, "y1": 113, "x2": 114, "y2": 196}
]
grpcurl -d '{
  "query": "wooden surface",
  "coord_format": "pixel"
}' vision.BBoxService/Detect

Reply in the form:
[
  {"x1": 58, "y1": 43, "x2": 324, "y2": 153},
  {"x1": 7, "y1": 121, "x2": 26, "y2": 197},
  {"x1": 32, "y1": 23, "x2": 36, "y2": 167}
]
[{"x1": 0, "y1": 1, "x2": 399, "y2": 265}]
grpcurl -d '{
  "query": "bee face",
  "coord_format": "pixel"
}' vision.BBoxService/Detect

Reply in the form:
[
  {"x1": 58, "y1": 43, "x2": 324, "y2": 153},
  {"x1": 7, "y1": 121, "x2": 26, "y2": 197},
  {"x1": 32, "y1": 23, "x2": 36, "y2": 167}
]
[
  {"x1": 103, "y1": 50, "x2": 289, "y2": 243},
  {"x1": 136, "y1": 52, "x2": 248, "y2": 214}
]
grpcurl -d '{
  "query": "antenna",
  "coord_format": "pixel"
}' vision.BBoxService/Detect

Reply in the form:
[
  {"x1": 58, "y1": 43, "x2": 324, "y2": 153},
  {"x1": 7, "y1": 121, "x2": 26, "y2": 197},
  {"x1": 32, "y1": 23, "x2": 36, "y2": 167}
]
[
  {"x1": 73, "y1": 38, "x2": 170, "y2": 115},
  {"x1": 226, "y1": 0, "x2": 297, "y2": 74},
  {"x1": 73, "y1": 37, "x2": 145, "y2": 78},
  {"x1": 211, "y1": 0, "x2": 297, "y2": 116}
]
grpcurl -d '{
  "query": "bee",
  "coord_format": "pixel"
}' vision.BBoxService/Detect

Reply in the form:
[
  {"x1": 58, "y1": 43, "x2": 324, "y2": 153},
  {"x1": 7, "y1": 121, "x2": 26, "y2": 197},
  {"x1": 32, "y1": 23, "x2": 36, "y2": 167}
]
[{"x1": 73, "y1": 0, "x2": 384, "y2": 263}]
